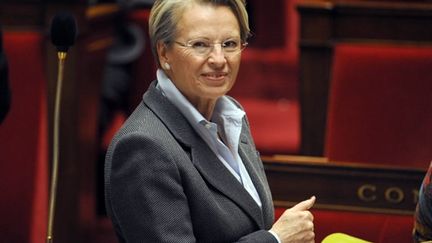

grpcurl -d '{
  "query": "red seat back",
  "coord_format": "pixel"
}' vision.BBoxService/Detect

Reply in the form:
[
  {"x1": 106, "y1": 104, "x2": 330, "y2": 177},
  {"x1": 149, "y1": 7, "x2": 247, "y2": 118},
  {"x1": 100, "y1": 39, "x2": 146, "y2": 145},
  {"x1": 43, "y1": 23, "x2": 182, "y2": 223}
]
[
  {"x1": 0, "y1": 31, "x2": 48, "y2": 243},
  {"x1": 325, "y1": 44, "x2": 432, "y2": 168}
]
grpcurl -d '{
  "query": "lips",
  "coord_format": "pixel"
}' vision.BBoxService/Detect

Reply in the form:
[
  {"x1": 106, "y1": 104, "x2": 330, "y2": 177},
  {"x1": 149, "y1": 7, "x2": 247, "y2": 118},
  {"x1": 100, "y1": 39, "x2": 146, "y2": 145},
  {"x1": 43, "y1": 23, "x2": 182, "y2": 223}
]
[{"x1": 202, "y1": 72, "x2": 228, "y2": 80}]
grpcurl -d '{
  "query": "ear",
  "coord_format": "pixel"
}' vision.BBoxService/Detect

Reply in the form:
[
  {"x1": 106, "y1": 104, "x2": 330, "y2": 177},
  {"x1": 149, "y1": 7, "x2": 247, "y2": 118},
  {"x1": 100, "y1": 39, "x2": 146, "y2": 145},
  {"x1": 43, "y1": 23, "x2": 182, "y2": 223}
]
[{"x1": 157, "y1": 41, "x2": 169, "y2": 64}]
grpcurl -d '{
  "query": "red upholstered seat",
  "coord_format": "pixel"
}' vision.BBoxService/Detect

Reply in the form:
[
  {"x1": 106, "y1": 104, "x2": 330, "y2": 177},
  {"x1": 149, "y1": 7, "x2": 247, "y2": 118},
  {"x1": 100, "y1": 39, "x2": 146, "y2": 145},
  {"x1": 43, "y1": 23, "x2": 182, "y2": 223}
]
[
  {"x1": 315, "y1": 43, "x2": 432, "y2": 242},
  {"x1": 0, "y1": 31, "x2": 48, "y2": 243},
  {"x1": 238, "y1": 97, "x2": 300, "y2": 155},
  {"x1": 325, "y1": 44, "x2": 432, "y2": 168}
]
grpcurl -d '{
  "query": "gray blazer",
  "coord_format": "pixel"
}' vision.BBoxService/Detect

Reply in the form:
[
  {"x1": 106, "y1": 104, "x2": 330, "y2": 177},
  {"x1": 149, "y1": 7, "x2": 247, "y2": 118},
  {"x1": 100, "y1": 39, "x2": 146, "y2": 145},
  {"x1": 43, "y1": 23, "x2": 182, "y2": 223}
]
[{"x1": 105, "y1": 81, "x2": 276, "y2": 243}]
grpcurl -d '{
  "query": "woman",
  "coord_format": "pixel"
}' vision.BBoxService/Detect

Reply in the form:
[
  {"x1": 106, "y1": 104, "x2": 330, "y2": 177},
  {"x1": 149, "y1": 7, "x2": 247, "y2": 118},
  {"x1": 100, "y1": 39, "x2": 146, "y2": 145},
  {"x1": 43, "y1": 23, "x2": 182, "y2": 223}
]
[{"x1": 104, "y1": 0, "x2": 315, "y2": 242}]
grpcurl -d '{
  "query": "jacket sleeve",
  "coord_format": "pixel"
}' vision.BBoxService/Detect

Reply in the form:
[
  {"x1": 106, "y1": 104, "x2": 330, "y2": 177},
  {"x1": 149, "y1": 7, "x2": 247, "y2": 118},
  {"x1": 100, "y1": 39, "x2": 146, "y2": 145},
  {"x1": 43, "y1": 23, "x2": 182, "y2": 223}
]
[
  {"x1": 235, "y1": 230, "x2": 278, "y2": 243},
  {"x1": 107, "y1": 132, "x2": 196, "y2": 243}
]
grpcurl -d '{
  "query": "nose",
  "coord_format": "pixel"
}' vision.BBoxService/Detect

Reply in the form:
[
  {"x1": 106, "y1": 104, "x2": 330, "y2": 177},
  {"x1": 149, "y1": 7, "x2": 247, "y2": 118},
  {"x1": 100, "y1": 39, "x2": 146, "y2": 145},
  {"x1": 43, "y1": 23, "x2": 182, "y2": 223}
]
[{"x1": 208, "y1": 44, "x2": 227, "y2": 66}]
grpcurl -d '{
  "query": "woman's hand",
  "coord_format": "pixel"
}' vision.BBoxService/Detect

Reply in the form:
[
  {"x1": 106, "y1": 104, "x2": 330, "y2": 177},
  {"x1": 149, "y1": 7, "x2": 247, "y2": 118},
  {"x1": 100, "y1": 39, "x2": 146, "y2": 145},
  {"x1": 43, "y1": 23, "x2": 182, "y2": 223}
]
[{"x1": 270, "y1": 196, "x2": 316, "y2": 243}]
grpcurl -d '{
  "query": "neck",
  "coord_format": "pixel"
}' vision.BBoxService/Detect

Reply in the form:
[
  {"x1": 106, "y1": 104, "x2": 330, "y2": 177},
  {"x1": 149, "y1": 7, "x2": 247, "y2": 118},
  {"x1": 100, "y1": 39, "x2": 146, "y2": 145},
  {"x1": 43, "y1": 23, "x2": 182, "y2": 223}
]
[{"x1": 193, "y1": 98, "x2": 217, "y2": 121}]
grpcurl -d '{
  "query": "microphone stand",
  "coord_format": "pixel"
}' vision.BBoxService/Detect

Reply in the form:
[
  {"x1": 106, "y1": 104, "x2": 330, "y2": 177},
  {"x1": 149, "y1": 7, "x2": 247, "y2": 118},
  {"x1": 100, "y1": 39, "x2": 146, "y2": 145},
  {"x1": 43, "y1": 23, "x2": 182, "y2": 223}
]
[{"x1": 46, "y1": 51, "x2": 67, "y2": 243}]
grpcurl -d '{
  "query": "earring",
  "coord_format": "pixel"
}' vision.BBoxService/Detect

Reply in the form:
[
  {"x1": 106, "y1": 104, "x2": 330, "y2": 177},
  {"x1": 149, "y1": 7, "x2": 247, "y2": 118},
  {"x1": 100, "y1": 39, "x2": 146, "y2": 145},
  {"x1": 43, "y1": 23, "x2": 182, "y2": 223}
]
[{"x1": 163, "y1": 62, "x2": 171, "y2": 70}]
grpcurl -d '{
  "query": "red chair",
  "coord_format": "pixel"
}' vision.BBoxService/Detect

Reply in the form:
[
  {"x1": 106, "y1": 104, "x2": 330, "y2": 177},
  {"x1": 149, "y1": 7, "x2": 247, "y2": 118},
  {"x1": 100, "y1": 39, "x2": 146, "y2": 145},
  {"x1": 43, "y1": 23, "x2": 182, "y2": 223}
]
[
  {"x1": 316, "y1": 43, "x2": 432, "y2": 242},
  {"x1": 325, "y1": 44, "x2": 432, "y2": 168},
  {"x1": 0, "y1": 31, "x2": 48, "y2": 243},
  {"x1": 237, "y1": 97, "x2": 300, "y2": 155}
]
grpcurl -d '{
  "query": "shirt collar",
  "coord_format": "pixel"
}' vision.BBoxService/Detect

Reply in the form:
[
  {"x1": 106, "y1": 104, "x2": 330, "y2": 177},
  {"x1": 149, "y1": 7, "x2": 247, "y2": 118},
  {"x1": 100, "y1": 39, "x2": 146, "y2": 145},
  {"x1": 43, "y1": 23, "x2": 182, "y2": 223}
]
[{"x1": 156, "y1": 69, "x2": 244, "y2": 126}]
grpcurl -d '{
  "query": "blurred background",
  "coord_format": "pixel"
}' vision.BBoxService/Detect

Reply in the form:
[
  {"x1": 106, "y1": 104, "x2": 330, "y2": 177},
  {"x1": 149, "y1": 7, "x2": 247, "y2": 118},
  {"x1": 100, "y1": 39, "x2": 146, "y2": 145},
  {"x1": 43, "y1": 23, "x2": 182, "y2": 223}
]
[{"x1": 1, "y1": 0, "x2": 432, "y2": 242}]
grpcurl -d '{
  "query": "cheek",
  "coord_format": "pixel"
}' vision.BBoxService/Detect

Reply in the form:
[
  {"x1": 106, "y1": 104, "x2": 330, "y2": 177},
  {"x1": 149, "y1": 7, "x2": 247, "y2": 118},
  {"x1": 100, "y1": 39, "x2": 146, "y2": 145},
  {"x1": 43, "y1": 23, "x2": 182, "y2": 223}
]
[
  {"x1": 230, "y1": 58, "x2": 241, "y2": 75},
  {"x1": 230, "y1": 54, "x2": 242, "y2": 67},
  {"x1": 179, "y1": 54, "x2": 202, "y2": 70},
  {"x1": 171, "y1": 49, "x2": 195, "y2": 68}
]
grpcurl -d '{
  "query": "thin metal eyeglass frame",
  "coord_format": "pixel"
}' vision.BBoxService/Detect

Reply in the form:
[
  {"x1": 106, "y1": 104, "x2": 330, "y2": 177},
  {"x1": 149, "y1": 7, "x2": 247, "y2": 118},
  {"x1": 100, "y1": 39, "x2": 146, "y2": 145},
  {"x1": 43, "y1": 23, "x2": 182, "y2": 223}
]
[{"x1": 174, "y1": 40, "x2": 248, "y2": 57}]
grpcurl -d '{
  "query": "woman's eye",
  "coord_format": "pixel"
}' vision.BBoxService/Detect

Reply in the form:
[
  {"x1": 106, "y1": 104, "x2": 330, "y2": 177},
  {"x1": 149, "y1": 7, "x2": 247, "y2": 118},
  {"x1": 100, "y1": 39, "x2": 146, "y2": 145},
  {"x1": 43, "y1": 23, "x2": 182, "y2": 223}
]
[
  {"x1": 191, "y1": 41, "x2": 209, "y2": 48},
  {"x1": 223, "y1": 40, "x2": 239, "y2": 48}
]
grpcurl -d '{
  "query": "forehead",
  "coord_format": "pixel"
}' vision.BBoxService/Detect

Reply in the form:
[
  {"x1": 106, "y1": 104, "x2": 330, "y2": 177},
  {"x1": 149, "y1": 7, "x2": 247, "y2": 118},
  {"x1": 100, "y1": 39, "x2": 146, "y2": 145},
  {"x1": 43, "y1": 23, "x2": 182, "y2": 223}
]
[{"x1": 176, "y1": 3, "x2": 240, "y2": 39}]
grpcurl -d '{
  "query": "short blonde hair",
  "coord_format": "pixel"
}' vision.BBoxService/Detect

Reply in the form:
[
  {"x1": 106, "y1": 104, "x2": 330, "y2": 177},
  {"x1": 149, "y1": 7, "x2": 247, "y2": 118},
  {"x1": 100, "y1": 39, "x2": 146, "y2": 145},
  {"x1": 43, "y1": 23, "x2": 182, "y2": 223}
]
[{"x1": 149, "y1": 0, "x2": 250, "y2": 67}]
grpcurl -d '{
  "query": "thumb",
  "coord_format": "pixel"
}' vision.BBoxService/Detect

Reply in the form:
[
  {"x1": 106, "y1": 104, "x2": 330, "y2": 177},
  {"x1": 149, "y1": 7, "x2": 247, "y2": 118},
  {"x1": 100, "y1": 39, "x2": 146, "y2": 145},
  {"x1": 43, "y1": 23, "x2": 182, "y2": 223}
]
[{"x1": 288, "y1": 196, "x2": 316, "y2": 212}]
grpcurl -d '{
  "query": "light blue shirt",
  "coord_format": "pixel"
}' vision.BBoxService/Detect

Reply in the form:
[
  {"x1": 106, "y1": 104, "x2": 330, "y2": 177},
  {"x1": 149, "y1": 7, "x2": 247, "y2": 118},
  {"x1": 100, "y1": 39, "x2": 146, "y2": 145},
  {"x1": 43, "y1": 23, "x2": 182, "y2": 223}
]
[{"x1": 155, "y1": 69, "x2": 262, "y2": 208}]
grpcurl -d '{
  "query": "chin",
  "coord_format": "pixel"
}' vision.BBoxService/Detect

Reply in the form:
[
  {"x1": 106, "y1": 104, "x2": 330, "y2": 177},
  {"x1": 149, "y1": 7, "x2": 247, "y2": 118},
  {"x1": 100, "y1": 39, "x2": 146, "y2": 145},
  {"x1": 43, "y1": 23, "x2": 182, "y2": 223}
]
[{"x1": 202, "y1": 88, "x2": 229, "y2": 100}]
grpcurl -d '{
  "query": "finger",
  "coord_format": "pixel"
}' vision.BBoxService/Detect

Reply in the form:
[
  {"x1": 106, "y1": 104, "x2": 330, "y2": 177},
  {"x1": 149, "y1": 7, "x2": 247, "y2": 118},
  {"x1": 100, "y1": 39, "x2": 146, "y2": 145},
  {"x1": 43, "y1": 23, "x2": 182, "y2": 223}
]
[{"x1": 288, "y1": 196, "x2": 316, "y2": 211}]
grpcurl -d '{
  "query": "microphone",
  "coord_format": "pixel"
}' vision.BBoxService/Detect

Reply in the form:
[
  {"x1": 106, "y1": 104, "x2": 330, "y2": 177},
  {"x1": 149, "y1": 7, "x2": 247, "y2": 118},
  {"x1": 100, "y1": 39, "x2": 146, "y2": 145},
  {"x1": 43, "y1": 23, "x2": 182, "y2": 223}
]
[
  {"x1": 46, "y1": 12, "x2": 77, "y2": 243},
  {"x1": 50, "y1": 12, "x2": 77, "y2": 53}
]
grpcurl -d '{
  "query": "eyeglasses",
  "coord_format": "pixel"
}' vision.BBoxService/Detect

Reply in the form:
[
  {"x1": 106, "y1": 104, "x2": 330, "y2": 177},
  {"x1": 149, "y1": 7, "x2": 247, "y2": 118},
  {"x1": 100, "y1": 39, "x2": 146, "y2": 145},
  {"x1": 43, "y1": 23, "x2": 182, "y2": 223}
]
[{"x1": 174, "y1": 38, "x2": 248, "y2": 57}]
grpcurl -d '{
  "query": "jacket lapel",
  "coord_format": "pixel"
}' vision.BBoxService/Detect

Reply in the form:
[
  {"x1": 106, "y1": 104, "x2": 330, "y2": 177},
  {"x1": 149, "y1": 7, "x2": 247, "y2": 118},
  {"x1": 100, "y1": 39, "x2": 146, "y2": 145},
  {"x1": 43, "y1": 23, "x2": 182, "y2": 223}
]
[
  {"x1": 190, "y1": 141, "x2": 265, "y2": 229},
  {"x1": 143, "y1": 81, "x2": 265, "y2": 229},
  {"x1": 238, "y1": 130, "x2": 274, "y2": 228}
]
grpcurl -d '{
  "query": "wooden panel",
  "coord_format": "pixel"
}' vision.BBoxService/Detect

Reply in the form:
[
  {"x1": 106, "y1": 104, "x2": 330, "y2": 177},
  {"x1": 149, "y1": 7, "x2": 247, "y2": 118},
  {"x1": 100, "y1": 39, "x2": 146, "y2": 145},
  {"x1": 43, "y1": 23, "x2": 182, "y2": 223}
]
[
  {"x1": 246, "y1": 0, "x2": 286, "y2": 48},
  {"x1": 263, "y1": 155, "x2": 425, "y2": 214},
  {"x1": 0, "y1": 2, "x2": 45, "y2": 28},
  {"x1": 297, "y1": 0, "x2": 432, "y2": 155}
]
